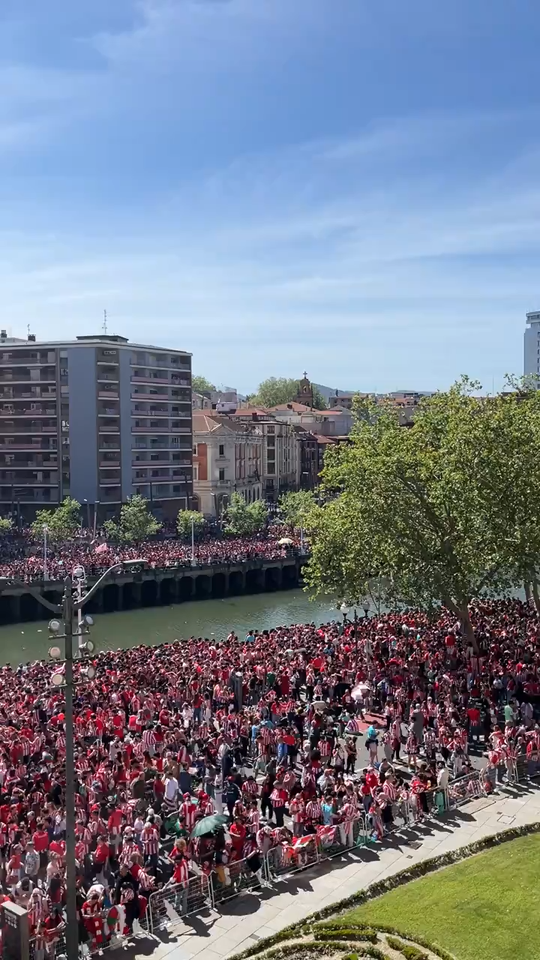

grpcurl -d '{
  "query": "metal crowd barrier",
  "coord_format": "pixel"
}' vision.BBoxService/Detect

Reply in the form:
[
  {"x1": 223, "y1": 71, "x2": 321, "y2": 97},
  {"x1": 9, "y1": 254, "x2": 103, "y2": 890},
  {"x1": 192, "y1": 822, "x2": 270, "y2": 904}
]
[
  {"x1": 212, "y1": 852, "x2": 264, "y2": 903},
  {"x1": 26, "y1": 760, "x2": 539, "y2": 954},
  {"x1": 146, "y1": 871, "x2": 213, "y2": 933}
]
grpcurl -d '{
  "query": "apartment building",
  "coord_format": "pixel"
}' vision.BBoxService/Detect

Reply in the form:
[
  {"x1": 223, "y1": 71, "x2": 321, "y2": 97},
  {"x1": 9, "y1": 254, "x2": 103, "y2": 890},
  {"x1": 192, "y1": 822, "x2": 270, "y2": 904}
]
[
  {"x1": 193, "y1": 412, "x2": 262, "y2": 517},
  {"x1": 231, "y1": 409, "x2": 299, "y2": 500},
  {"x1": 524, "y1": 310, "x2": 540, "y2": 378},
  {"x1": 0, "y1": 332, "x2": 192, "y2": 520}
]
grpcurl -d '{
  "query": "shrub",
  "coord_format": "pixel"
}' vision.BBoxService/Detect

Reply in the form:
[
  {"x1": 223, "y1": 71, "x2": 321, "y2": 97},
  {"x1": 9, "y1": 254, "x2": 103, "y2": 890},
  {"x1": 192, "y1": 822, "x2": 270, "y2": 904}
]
[{"x1": 386, "y1": 937, "x2": 427, "y2": 960}]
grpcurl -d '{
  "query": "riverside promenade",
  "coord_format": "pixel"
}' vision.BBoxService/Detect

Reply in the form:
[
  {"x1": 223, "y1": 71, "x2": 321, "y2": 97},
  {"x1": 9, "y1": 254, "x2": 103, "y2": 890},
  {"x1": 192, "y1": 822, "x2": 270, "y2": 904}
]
[{"x1": 134, "y1": 783, "x2": 540, "y2": 960}]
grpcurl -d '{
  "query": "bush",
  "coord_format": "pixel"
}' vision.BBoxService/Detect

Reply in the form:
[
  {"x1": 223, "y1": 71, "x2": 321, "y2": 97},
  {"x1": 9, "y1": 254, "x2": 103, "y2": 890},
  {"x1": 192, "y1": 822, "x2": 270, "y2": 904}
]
[
  {"x1": 386, "y1": 937, "x2": 427, "y2": 960},
  {"x1": 314, "y1": 929, "x2": 378, "y2": 944}
]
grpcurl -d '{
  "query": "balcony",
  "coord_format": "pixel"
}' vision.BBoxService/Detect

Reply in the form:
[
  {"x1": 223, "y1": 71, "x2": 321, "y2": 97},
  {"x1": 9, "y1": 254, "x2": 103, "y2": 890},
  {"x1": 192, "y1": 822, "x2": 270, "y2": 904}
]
[
  {"x1": 0, "y1": 443, "x2": 56, "y2": 451},
  {"x1": 132, "y1": 459, "x2": 176, "y2": 468},
  {"x1": 131, "y1": 394, "x2": 172, "y2": 403},
  {"x1": 97, "y1": 374, "x2": 119, "y2": 384},
  {"x1": 132, "y1": 426, "x2": 191, "y2": 434},
  {"x1": 0, "y1": 377, "x2": 56, "y2": 387},
  {"x1": 100, "y1": 459, "x2": 121, "y2": 467},
  {"x1": 98, "y1": 424, "x2": 120, "y2": 433},
  {"x1": 98, "y1": 407, "x2": 120, "y2": 417},
  {"x1": 98, "y1": 390, "x2": 119, "y2": 400},
  {"x1": 0, "y1": 477, "x2": 59, "y2": 486},
  {"x1": 0, "y1": 491, "x2": 56, "y2": 504},
  {"x1": 132, "y1": 375, "x2": 170, "y2": 385},
  {"x1": 0, "y1": 458, "x2": 58, "y2": 467},
  {"x1": 99, "y1": 442, "x2": 120, "y2": 451}
]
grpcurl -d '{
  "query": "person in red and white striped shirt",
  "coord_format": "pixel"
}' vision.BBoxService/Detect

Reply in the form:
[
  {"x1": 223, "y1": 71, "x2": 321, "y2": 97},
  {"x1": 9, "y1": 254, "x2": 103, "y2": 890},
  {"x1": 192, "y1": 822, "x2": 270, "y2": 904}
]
[
  {"x1": 141, "y1": 820, "x2": 160, "y2": 867},
  {"x1": 142, "y1": 727, "x2": 157, "y2": 756},
  {"x1": 305, "y1": 798, "x2": 322, "y2": 824}
]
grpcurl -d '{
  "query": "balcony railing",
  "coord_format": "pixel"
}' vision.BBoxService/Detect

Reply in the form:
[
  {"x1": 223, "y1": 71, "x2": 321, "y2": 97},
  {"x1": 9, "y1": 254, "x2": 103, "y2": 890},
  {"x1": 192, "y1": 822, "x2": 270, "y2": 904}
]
[{"x1": 131, "y1": 426, "x2": 191, "y2": 434}]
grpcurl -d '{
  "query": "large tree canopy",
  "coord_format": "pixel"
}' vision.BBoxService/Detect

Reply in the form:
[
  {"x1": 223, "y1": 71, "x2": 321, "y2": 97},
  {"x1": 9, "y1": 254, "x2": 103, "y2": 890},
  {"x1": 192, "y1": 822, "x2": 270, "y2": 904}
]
[
  {"x1": 32, "y1": 497, "x2": 81, "y2": 541},
  {"x1": 192, "y1": 375, "x2": 216, "y2": 395},
  {"x1": 249, "y1": 377, "x2": 327, "y2": 410},
  {"x1": 305, "y1": 378, "x2": 540, "y2": 651},
  {"x1": 104, "y1": 495, "x2": 161, "y2": 543},
  {"x1": 278, "y1": 490, "x2": 316, "y2": 530},
  {"x1": 224, "y1": 493, "x2": 268, "y2": 535}
]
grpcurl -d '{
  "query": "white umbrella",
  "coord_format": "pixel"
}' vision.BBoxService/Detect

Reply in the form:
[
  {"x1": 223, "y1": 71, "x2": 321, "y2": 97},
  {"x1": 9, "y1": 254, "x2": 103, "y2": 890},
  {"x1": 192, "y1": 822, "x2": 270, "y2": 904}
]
[
  {"x1": 278, "y1": 537, "x2": 294, "y2": 545},
  {"x1": 312, "y1": 699, "x2": 327, "y2": 709}
]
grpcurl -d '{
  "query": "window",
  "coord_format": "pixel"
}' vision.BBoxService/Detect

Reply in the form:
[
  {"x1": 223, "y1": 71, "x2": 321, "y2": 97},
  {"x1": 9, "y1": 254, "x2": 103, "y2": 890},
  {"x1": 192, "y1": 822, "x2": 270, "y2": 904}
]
[
  {"x1": 219, "y1": 468, "x2": 225, "y2": 482},
  {"x1": 193, "y1": 444, "x2": 197, "y2": 454},
  {"x1": 193, "y1": 464, "x2": 199, "y2": 481},
  {"x1": 219, "y1": 444, "x2": 225, "y2": 457}
]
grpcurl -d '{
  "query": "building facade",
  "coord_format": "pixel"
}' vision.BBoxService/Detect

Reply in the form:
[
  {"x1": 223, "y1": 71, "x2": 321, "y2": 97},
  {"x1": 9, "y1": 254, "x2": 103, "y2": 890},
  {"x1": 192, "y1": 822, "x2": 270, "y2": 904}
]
[
  {"x1": 231, "y1": 410, "x2": 299, "y2": 501},
  {"x1": 524, "y1": 310, "x2": 540, "y2": 378},
  {"x1": 192, "y1": 412, "x2": 262, "y2": 517},
  {"x1": 0, "y1": 332, "x2": 193, "y2": 520}
]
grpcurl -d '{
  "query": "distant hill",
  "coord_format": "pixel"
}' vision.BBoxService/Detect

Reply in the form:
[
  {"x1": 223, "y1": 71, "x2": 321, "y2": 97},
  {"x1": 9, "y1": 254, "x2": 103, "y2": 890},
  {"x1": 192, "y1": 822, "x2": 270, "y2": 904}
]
[
  {"x1": 315, "y1": 383, "x2": 434, "y2": 401},
  {"x1": 314, "y1": 383, "x2": 355, "y2": 401}
]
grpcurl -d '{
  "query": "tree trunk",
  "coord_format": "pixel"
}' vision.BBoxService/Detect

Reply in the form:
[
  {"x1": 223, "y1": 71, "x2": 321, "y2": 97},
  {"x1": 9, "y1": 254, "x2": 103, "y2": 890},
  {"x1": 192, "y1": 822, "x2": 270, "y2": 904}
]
[
  {"x1": 525, "y1": 581, "x2": 532, "y2": 603},
  {"x1": 443, "y1": 594, "x2": 480, "y2": 655},
  {"x1": 532, "y1": 577, "x2": 540, "y2": 615},
  {"x1": 460, "y1": 607, "x2": 480, "y2": 655}
]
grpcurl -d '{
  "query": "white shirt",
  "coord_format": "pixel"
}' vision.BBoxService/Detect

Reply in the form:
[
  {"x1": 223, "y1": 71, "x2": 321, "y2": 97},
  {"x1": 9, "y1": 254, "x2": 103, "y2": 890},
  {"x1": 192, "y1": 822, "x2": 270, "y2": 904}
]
[{"x1": 165, "y1": 776, "x2": 179, "y2": 802}]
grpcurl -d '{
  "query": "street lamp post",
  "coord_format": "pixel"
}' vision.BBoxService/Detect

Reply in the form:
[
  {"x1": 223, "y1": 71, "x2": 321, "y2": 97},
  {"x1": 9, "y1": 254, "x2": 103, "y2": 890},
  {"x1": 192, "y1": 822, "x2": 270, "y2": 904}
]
[
  {"x1": 83, "y1": 499, "x2": 91, "y2": 531},
  {"x1": 340, "y1": 603, "x2": 359, "y2": 669},
  {"x1": 191, "y1": 515, "x2": 196, "y2": 566},
  {"x1": 93, "y1": 501, "x2": 100, "y2": 539},
  {"x1": 0, "y1": 557, "x2": 146, "y2": 960},
  {"x1": 363, "y1": 600, "x2": 371, "y2": 676},
  {"x1": 43, "y1": 524, "x2": 48, "y2": 582}
]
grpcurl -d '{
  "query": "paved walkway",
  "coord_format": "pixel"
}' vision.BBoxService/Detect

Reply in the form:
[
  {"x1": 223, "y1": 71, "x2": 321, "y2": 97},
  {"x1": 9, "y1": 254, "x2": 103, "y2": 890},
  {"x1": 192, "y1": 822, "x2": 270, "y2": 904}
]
[{"x1": 132, "y1": 782, "x2": 540, "y2": 960}]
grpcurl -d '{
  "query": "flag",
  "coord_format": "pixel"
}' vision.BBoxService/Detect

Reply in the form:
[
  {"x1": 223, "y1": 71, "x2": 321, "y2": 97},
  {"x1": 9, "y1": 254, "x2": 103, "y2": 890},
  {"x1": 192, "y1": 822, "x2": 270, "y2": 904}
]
[{"x1": 94, "y1": 541, "x2": 108, "y2": 555}]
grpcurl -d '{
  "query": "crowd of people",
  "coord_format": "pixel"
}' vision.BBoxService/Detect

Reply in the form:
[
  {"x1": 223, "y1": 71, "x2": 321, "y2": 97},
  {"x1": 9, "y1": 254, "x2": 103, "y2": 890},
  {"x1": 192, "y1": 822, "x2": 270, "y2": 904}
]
[
  {"x1": 0, "y1": 531, "x2": 300, "y2": 583},
  {"x1": 0, "y1": 597, "x2": 537, "y2": 955}
]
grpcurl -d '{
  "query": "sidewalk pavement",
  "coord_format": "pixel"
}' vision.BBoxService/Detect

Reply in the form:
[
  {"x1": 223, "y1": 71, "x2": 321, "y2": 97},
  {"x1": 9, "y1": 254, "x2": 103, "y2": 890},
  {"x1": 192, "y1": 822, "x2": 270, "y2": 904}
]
[{"x1": 133, "y1": 782, "x2": 540, "y2": 960}]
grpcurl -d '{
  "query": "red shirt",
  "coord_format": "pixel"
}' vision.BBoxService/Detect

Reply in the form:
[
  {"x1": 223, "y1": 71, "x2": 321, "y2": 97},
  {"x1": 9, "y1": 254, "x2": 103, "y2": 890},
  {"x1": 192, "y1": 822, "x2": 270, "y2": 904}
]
[{"x1": 33, "y1": 830, "x2": 49, "y2": 853}]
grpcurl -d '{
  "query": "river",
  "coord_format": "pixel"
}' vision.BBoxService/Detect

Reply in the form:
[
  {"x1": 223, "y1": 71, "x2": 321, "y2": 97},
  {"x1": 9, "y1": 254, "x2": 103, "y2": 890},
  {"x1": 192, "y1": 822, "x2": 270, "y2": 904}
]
[{"x1": 0, "y1": 589, "x2": 341, "y2": 665}]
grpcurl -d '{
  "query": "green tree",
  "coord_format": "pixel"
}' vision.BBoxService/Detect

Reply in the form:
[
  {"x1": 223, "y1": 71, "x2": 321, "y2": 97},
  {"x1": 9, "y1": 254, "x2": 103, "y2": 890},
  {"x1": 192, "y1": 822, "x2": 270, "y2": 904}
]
[
  {"x1": 0, "y1": 517, "x2": 13, "y2": 534},
  {"x1": 305, "y1": 378, "x2": 540, "y2": 652},
  {"x1": 177, "y1": 509, "x2": 206, "y2": 539},
  {"x1": 224, "y1": 492, "x2": 268, "y2": 535},
  {"x1": 192, "y1": 375, "x2": 215, "y2": 395},
  {"x1": 31, "y1": 497, "x2": 81, "y2": 541},
  {"x1": 250, "y1": 377, "x2": 327, "y2": 409},
  {"x1": 103, "y1": 495, "x2": 161, "y2": 543},
  {"x1": 278, "y1": 490, "x2": 316, "y2": 530}
]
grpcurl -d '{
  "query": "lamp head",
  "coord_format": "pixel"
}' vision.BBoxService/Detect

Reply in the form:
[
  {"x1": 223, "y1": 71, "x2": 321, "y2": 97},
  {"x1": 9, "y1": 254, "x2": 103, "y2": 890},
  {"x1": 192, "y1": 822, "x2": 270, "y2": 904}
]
[{"x1": 48, "y1": 619, "x2": 61, "y2": 634}]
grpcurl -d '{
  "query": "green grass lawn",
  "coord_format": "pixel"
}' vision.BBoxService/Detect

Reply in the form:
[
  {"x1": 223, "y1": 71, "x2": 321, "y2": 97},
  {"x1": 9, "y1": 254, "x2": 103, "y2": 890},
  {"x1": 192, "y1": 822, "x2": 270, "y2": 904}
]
[{"x1": 344, "y1": 833, "x2": 540, "y2": 960}]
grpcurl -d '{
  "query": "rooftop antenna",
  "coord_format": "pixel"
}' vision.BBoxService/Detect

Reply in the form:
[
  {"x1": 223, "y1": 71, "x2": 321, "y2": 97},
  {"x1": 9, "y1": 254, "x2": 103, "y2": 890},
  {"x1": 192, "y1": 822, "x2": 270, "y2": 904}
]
[{"x1": 103, "y1": 309, "x2": 108, "y2": 335}]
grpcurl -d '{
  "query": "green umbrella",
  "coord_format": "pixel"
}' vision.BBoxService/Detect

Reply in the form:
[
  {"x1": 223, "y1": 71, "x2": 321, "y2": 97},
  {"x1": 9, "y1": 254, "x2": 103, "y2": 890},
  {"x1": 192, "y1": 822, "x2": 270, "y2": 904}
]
[{"x1": 190, "y1": 814, "x2": 229, "y2": 838}]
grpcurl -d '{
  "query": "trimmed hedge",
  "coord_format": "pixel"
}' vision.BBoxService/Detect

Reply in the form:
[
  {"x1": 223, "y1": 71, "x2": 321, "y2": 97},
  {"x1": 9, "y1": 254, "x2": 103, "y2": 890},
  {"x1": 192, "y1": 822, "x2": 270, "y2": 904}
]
[
  {"x1": 229, "y1": 821, "x2": 540, "y2": 960},
  {"x1": 314, "y1": 930, "x2": 378, "y2": 944},
  {"x1": 386, "y1": 937, "x2": 427, "y2": 960}
]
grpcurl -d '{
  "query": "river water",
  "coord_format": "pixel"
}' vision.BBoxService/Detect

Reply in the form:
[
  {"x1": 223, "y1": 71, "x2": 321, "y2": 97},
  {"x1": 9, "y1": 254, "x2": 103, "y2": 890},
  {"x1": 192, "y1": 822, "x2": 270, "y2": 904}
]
[{"x1": 0, "y1": 589, "x2": 340, "y2": 665}]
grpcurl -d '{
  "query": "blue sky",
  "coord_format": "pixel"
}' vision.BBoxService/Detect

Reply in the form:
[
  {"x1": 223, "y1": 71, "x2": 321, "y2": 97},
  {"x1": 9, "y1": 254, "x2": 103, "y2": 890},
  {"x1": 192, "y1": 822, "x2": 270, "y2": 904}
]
[{"x1": 1, "y1": 0, "x2": 540, "y2": 393}]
